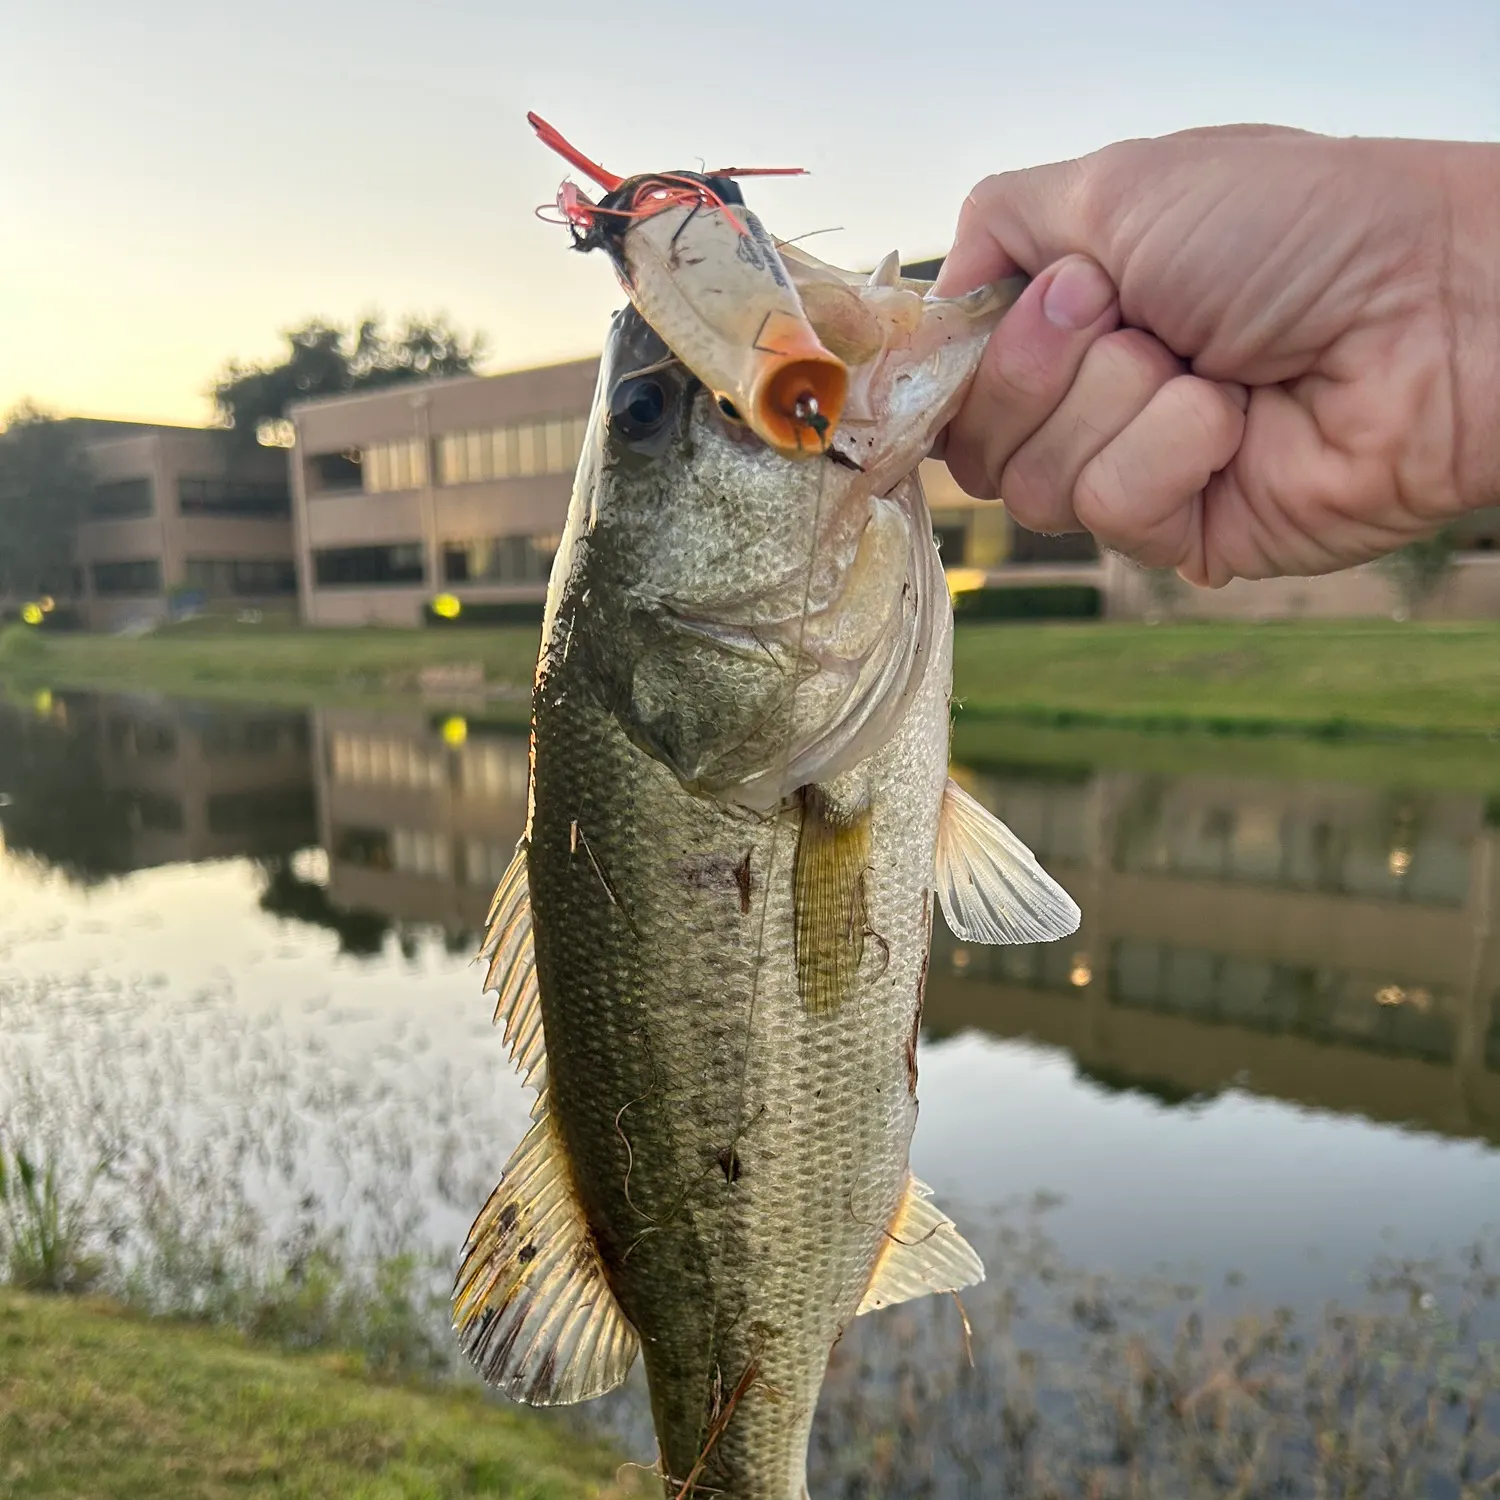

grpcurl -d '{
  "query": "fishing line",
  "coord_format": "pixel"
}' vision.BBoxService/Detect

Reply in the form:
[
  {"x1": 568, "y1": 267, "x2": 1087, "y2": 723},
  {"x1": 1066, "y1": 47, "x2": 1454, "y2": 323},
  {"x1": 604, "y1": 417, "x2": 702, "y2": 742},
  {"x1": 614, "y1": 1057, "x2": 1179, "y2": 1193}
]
[{"x1": 688, "y1": 426, "x2": 836, "y2": 1472}]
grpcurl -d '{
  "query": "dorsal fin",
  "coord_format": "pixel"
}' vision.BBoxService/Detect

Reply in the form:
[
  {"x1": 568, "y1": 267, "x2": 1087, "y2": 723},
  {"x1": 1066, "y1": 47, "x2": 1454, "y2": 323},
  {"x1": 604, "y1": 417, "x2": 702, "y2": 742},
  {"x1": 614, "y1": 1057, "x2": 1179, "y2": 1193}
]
[
  {"x1": 453, "y1": 1093, "x2": 640, "y2": 1405},
  {"x1": 478, "y1": 841, "x2": 547, "y2": 1092},
  {"x1": 857, "y1": 1175, "x2": 984, "y2": 1314},
  {"x1": 935, "y1": 777, "x2": 1081, "y2": 945}
]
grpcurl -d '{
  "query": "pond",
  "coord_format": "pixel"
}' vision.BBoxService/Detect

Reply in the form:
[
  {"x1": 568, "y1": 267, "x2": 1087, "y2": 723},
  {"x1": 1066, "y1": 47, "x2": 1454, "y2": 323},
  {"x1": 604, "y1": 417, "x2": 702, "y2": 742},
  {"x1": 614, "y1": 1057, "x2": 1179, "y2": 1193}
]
[{"x1": 3, "y1": 689, "x2": 1498, "y2": 1494}]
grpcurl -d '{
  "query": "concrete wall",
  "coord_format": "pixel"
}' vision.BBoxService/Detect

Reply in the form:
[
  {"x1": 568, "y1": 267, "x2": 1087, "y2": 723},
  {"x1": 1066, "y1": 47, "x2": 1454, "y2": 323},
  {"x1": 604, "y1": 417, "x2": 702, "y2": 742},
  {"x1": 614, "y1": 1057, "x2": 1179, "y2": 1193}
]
[{"x1": 1104, "y1": 551, "x2": 1500, "y2": 621}]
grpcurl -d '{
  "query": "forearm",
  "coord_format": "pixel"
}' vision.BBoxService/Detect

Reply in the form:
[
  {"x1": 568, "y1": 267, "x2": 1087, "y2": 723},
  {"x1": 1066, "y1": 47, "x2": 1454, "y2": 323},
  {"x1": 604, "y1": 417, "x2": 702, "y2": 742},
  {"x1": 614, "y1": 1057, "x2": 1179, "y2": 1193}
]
[{"x1": 1445, "y1": 140, "x2": 1500, "y2": 513}]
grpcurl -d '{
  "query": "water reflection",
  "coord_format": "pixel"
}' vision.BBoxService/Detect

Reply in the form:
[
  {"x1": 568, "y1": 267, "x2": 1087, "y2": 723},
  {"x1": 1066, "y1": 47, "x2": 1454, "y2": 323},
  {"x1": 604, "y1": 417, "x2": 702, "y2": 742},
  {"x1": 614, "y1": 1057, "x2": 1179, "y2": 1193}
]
[
  {"x1": 931, "y1": 766, "x2": 1500, "y2": 1145},
  {"x1": 1, "y1": 693, "x2": 316, "y2": 877},
  {"x1": 5, "y1": 693, "x2": 1497, "y2": 1155}
]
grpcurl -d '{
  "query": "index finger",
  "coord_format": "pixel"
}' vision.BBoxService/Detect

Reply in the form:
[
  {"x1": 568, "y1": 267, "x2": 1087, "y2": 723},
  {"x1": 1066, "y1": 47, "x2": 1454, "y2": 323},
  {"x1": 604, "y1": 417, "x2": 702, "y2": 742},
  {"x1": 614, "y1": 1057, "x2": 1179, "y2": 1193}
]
[{"x1": 933, "y1": 157, "x2": 1097, "y2": 298}]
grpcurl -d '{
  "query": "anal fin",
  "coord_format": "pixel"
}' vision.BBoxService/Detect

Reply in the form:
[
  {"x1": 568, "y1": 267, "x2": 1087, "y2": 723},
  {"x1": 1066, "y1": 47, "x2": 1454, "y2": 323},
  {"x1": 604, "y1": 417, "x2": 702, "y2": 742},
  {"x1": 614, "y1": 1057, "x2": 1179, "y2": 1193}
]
[
  {"x1": 794, "y1": 787, "x2": 871, "y2": 1014},
  {"x1": 857, "y1": 1175, "x2": 984, "y2": 1315},
  {"x1": 935, "y1": 776, "x2": 1081, "y2": 945},
  {"x1": 453, "y1": 1091, "x2": 639, "y2": 1405}
]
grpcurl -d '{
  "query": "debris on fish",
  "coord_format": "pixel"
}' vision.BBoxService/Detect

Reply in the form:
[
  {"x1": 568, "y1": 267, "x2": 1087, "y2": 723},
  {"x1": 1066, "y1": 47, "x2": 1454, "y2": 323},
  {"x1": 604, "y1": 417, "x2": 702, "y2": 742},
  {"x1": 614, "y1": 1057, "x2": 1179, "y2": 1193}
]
[{"x1": 455, "y1": 118, "x2": 1077, "y2": 1500}]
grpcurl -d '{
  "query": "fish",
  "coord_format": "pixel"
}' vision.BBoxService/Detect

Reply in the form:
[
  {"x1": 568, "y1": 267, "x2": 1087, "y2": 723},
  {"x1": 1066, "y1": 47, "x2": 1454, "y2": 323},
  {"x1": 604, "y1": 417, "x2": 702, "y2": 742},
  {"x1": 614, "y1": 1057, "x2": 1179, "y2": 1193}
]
[{"x1": 454, "y1": 132, "x2": 1079, "y2": 1499}]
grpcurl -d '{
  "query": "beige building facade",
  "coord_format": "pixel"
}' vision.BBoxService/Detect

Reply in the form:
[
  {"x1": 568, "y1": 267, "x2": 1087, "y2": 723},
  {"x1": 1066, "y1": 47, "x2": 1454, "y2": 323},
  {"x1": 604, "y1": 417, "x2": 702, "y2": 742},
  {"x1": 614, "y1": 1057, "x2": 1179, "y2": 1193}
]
[
  {"x1": 285, "y1": 357, "x2": 1500, "y2": 628},
  {"x1": 70, "y1": 420, "x2": 297, "y2": 631},
  {"x1": 288, "y1": 362, "x2": 599, "y2": 627}
]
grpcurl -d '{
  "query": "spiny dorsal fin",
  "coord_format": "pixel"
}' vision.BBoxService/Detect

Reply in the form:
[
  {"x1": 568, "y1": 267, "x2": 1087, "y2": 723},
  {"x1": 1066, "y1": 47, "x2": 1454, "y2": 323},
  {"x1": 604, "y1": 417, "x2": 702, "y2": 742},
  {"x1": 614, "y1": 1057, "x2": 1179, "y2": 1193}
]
[
  {"x1": 935, "y1": 777, "x2": 1081, "y2": 945},
  {"x1": 857, "y1": 1175, "x2": 984, "y2": 1315},
  {"x1": 794, "y1": 787, "x2": 871, "y2": 1014},
  {"x1": 867, "y1": 249, "x2": 901, "y2": 288},
  {"x1": 453, "y1": 1094, "x2": 639, "y2": 1405},
  {"x1": 478, "y1": 841, "x2": 547, "y2": 1092}
]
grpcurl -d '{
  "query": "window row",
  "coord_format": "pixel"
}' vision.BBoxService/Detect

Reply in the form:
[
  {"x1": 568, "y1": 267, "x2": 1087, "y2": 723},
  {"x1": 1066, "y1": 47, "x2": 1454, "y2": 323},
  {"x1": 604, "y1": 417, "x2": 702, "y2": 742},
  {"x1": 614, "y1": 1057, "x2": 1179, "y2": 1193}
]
[
  {"x1": 306, "y1": 414, "x2": 590, "y2": 498},
  {"x1": 310, "y1": 535, "x2": 560, "y2": 588},
  {"x1": 179, "y1": 476, "x2": 291, "y2": 518},
  {"x1": 183, "y1": 557, "x2": 298, "y2": 596},
  {"x1": 443, "y1": 535, "x2": 559, "y2": 585},
  {"x1": 92, "y1": 558, "x2": 163, "y2": 596},
  {"x1": 436, "y1": 415, "x2": 588, "y2": 486}
]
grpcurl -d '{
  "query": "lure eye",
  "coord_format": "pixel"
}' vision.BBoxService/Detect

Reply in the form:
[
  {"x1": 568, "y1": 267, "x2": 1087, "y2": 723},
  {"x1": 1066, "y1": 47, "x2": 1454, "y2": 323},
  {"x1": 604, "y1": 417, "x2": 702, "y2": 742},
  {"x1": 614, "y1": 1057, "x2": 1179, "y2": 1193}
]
[{"x1": 610, "y1": 376, "x2": 671, "y2": 441}]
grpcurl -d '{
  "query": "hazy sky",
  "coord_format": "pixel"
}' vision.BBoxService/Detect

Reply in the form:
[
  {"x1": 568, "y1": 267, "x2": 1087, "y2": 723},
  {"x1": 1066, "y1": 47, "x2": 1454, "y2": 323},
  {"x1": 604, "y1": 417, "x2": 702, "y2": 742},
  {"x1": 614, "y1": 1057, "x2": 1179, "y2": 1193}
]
[{"x1": 3, "y1": 0, "x2": 1496, "y2": 426}]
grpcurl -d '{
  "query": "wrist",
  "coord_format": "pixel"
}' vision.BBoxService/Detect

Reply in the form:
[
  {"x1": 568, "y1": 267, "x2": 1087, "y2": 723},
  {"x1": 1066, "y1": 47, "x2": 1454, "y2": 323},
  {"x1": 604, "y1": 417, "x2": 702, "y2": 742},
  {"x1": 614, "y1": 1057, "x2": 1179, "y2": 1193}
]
[{"x1": 1444, "y1": 141, "x2": 1500, "y2": 513}]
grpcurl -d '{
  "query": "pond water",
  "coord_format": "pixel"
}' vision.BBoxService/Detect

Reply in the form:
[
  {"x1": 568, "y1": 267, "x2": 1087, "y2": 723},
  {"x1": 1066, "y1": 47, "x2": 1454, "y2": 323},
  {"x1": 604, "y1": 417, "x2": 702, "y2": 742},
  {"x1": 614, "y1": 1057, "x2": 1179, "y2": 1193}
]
[{"x1": 3, "y1": 689, "x2": 1498, "y2": 1489}]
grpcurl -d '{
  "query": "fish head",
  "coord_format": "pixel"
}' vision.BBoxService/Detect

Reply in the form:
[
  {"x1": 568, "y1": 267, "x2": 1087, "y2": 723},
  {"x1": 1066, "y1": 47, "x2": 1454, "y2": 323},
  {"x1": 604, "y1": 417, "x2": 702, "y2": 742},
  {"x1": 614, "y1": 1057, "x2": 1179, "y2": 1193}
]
[{"x1": 556, "y1": 244, "x2": 1023, "y2": 811}]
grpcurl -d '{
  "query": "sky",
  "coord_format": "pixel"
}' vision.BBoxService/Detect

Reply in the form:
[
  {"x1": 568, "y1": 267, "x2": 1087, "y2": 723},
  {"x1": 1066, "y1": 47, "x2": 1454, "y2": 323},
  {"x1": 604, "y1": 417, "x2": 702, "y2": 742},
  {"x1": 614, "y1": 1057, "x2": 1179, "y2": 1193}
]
[{"x1": 2, "y1": 0, "x2": 1497, "y2": 427}]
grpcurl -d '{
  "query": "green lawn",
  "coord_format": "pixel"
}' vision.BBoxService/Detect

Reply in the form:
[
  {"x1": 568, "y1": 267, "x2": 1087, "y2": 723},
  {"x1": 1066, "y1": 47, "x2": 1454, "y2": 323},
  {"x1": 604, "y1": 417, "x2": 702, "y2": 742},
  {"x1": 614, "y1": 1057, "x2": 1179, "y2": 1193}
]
[
  {"x1": 0, "y1": 1290, "x2": 634, "y2": 1499},
  {"x1": 4, "y1": 618, "x2": 1500, "y2": 737},
  {"x1": 950, "y1": 620, "x2": 1500, "y2": 736}
]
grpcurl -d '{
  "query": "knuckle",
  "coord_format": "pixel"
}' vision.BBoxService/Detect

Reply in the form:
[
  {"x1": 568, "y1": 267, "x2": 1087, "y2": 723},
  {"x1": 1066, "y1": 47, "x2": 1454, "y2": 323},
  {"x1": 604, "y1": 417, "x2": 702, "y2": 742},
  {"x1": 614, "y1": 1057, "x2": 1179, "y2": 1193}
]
[
  {"x1": 1071, "y1": 459, "x2": 1125, "y2": 536},
  {"x1": 999, "y1": 450, "x2": 1063, "y2": 526}
]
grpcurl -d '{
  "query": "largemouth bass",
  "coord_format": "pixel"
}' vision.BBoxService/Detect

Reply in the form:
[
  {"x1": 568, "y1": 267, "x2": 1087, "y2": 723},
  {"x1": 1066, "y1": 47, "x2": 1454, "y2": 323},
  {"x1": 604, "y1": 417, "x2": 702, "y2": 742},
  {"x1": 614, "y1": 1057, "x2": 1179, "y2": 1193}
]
[{"x1": 455, "y1": 136, "x2": 1079, "y2": 1499}]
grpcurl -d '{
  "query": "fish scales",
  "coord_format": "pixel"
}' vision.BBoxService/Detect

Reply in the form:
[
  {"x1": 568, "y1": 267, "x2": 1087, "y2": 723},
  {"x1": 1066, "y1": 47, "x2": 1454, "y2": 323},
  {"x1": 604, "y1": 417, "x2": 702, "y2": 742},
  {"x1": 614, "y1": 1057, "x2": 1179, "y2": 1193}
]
[{"x1": 529, "y1": 591, "x2": 953, "y2": 1496}]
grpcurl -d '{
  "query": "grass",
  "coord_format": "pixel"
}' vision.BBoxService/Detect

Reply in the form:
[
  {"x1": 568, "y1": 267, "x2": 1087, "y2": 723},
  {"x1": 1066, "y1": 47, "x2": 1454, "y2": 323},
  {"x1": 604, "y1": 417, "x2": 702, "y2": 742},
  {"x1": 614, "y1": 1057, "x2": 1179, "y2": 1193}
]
[
  {"x1": 0, "y1": 621, "x2": 539, "y2": 717},
  {"x1": 4, "y1": 618, "x2": 1500, "y2": 737},
  {"x1": 4, "y1": 975, "x2": 1500, "y2": 1497},
  {"x1": 949, "y1": 620, "x2": 1500, "y2": 738},
  {"x1": 0, "y1": 1289, "x2": 634, "y2": 1499}
]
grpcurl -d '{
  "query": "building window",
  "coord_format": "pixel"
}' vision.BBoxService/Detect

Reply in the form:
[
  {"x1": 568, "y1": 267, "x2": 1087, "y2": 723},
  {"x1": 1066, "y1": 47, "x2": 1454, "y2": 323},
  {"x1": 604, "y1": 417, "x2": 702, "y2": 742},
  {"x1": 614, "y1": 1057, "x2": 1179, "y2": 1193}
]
[
  {"x1": 183, "y1": 557, "x2": 298, "y2": 596},
  {"x1": 443, "y1": 535, "x2": 559, "y2": 585},
  {"x1": 313, "y1": 543, "x2": 425, "y2": 587},
  {"x1": 1008, "y1": 521, "x2": 1099, "y2": 564},
  {"x1": 88, "y1": 478, "x2": 154, "y2": 520},
  {"x1": 1454, "y1": 505, "x2": 1500, "y2": 552},
  {"x1": 178, "y1": 477, "x2": 291, "y2": 518},
  {"x1": 363, "y1": 438, "x2": 427, "y2": 494},
  {"x1": 310, "y1": 451, "x2": 363, "y2": 492},
  {"x1": 91, "y1": 558, "x2": 163, "y2": 596},
  {"x1": 436, "y1": 415, "x2": 588, "y2": 486},
  {"x1": 932, "y1": 524, "x2": 968, "y2": 565}
]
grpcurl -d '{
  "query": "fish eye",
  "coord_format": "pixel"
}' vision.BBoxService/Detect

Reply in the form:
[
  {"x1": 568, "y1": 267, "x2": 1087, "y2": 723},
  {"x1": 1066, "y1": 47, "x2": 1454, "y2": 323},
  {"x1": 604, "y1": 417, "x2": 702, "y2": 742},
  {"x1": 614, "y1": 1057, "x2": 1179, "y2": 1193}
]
[
  {"x1": 716, "y1": 395, "x2": 742, "y2": 422},
  {"x1": 610, "y1": 376, "x2": 671, "y2": 441}
]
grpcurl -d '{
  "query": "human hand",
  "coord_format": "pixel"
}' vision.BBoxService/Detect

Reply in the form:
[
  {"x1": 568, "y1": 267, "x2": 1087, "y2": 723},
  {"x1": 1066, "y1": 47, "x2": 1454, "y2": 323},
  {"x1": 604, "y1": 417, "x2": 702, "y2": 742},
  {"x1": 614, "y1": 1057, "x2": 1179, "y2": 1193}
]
[{"x1": 933, "y1": 127, "x2": 1500, "y2": 585}]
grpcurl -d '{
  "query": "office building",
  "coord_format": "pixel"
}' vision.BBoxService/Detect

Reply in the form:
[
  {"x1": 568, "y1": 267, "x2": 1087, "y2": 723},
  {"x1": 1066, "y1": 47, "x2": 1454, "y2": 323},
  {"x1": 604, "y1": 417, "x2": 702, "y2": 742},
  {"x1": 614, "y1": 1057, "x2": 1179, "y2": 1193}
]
[{"x1": 70, "y1": 420, "x2": 297, "y2": 631}]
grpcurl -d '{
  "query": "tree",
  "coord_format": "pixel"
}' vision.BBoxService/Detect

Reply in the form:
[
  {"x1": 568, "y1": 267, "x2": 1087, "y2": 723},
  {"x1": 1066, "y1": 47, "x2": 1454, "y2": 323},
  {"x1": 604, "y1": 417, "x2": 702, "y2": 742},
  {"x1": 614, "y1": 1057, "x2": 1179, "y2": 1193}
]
[
  {"x1": 1377, "y1": 527, "x2": 1458, "y2": 619},
  {"x1": 212, "y1": 315, "x2": 486, "y2": 450},
  {"x1": 0, "y1": 404, "x2": 95, "y2": 604}
]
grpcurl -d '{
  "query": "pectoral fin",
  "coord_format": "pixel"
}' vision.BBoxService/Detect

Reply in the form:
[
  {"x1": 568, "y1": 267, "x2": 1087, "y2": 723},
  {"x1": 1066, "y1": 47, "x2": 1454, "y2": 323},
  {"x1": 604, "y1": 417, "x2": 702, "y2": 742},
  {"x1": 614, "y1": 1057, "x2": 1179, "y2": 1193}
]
[
  {"x1": 794, "y1": 788, "x2": 871, "y2": 1014},
  {"x1": 935, "y1": 777, "x2": 1081, "y2": 945},
  {"x1": 479, "y1": 842, "x2": 547, "y2": 1092},
  {"x1": 453, "y1": 1093, "x2": 639, "y2": 1406},
  {"x1": 857, "y1": 1175, "x2": 984, "y2": 1314}
]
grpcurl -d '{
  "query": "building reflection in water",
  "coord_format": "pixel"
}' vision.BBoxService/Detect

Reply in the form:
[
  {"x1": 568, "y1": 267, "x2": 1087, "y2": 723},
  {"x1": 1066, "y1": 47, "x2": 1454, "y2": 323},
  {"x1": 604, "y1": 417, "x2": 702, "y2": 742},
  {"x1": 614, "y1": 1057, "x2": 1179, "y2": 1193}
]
[
  {"x1": 929, "y1": 767, "x2": 1500, "y2": 1145},
  {"x1": 308, "y1": 711, "x2": 1500, "y2": 1145},
  {"x1": 314, "y1": 707, "x2": 529, "y2": 938},
  {"x1": 0, "y1": 693, "x2": 316, "y2": 878},
  {"x1": 18, "y1": 695, "x2": 1488, "y2": 1148}
]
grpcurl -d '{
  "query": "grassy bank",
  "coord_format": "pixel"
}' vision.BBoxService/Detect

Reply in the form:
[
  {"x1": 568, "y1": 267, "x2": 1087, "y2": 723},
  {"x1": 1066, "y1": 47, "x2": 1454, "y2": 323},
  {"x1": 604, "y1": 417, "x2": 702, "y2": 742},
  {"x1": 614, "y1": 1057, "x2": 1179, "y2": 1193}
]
[
  {"x1": 0, "y1": 1289, "x2": 632, "y2": 1499},
  {"x1": 3, "y1": 619, "x2": 1500, "y2": 737}
]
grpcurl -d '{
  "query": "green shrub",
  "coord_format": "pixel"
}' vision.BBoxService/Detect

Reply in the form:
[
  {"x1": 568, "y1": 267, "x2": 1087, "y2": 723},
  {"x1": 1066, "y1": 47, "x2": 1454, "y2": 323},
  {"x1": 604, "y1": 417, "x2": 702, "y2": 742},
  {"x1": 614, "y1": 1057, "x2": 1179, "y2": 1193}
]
[
  {"x1": 952, "y1": 584, "x2": 1102, "y2": 621},
  {"x1": 423, "y1": 600, "x2": 546, "y2": 628}
]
